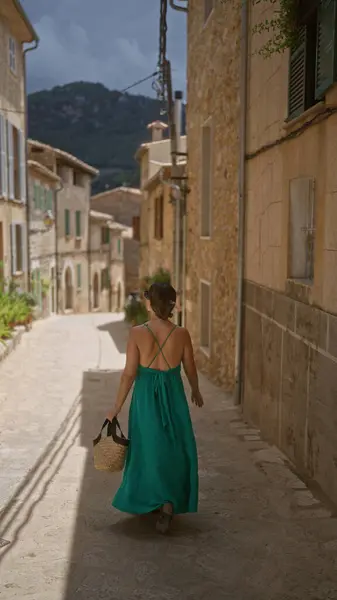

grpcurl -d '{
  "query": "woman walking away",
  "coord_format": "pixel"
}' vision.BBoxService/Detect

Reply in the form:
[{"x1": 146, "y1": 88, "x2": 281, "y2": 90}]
[{"x1": 106, "y1": 282, "x2": 204, "y2": 534}]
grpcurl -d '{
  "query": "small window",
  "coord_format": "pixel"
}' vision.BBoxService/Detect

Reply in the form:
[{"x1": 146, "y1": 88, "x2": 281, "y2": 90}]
[
  {"x1": 154, "y1": 194, "x2": 164, "y2": 240},
  {"x1": 75, "y1": 210, "x2": 81, "y2": 237},
  {"x1": 33, "y1": 183, "x2": 39, "y2": 209},
  {"x1": 200, "y1": 281, "x2": 211, "y2": 351},
  {"x1": 73, "y1": 171, "x2": 84, "y2": 187},
  {"x1": 132, "y1": 215, "x2": 140, "y2": 241},
  {"x1": 201, "y1": 121, "x2": 212, "y2": 237},
  {"x1": 288, "y1": 0, "x2": 337, "y2": 120},
  {"x1": 10, "y1": 223, "x2": 24, "y2": 273},
  {"x1": 76, "y1": 264, "x2": 82, "y2": 289},
  {"x1": 101, "y1": 227, "x2": 110, "y2": 245},
  {"x1": 9, "y1": 37, "x2": 16, "y2": 74},
  {"x1": 204, "y1": 0, "x2": 214, "y2": 23},
  {"x1": 117, "y1": 238, "x2": 122, "y2": 255},
  {"x1": 289, "y1": 177, "x2": 315, "y2": 281},
  {"x1": 65, "y1": 209, "x2": 71, "y2": 236},
  {"x1": 101, "y1": 267, "x2": 109, "y2": 290}
]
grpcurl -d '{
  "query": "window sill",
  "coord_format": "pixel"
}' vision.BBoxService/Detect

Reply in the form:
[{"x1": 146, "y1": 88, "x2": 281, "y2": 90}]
[
  {"x1": 202, "y1": 8, "x2": 214, "y2": 30},
  {"x1": 12, "y1": 271, "x2": 23, "y2": 278},
  {"x1": 283, "y1": 101, "x2": 325, "y2": 132},
  {"x1": 200, "y1": 345, "x2": 211, "y2": 359},
  {"x1": 285, "y1": 278, "x2": 313, "y2": 305},
  {"x1": 75, "y1": 236, "x2": 82, "y2": 241},
  {"x1": 200, "y1": 235, "x2": 211, "y2": 241}
]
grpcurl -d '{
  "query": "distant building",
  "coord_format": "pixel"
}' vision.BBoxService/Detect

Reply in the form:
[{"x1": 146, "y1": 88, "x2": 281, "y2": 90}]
[
  {"x1": 91, "y1": 186, "x2": 142, "y2": 295},
  {"x1": 28, "y1": 160, "x2": 60, "y2": 316},
  {"x1": 89, "y1": 209, "x2": 128, "y2": 312},
  {"x1": 0, "y1": 1, "x2": 38, "y2": 290}
]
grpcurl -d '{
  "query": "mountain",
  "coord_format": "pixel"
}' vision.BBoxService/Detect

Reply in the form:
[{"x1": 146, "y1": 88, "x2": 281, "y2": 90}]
[{"x1": 27, "y1": 81, "x2": 166, "y2": 194}]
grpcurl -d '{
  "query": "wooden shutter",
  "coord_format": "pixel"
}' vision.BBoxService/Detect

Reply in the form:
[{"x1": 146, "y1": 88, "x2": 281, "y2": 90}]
[
  {"x1": 288, "y1": 26, "x2": 307, "y2": 119},
  {"x1": 132, "y1": 216, "x2": 140, "y2": 241},
  {"x1": 75, "y1": 210, "x2": 81, "y2": 237},
  {"x1": 65, "y1": 209, "x2": 70, "y2": 236},
  {"x1": 21, "y1": 224, "x2": 27, "y2": 274},
  {"x1": 315, "y1": 0, "x2": 337, "y2": 99},
  {"x1": 7, "y1": 121, "x2": 14, "y2": 200},
  {"x1": 201, "y1": 123, "x2": 212, "y2": 236},
  {"x1": 0, "y1": 115, "x2": 8, "y2": 198},
  {"x1": 10, "y1": 223, "x2": 17, "y2": 274},
  {"x1": 76, "y1": 264, "x2": 81, "y2": 288},
  {"x1": 19, "y1": 129, "x2": 26, "y2": 203}
]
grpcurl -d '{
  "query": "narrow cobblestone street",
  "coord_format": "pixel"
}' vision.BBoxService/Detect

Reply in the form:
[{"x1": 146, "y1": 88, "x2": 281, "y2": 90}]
[{"x1": 1, "y1": 315, "x2": 337, "y2": 599}]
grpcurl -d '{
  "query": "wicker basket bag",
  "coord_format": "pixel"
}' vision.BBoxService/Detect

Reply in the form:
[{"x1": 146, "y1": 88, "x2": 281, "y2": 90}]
[{"x1": 93, "y1": 418, "x2": 129, "y2": 473}]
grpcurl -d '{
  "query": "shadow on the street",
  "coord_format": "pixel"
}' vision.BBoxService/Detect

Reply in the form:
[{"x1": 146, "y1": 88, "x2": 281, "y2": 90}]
[
  {"x1": 62, "y1": 366, "x2": 203, "y2": 599},
  {"x1": 97, "y1": 317, "x2": 129, "y2": 353}
]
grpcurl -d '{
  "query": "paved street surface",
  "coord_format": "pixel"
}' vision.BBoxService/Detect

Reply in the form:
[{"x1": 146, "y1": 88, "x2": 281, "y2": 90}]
[{"x1": 1, "y1": 314, "x2": 337, "y2": 599}]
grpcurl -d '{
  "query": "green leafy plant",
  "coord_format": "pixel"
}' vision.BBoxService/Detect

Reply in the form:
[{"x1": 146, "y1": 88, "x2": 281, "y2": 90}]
[
  {"x1": 0, "y1": 321, "x2": 12, "y2": 345},
  {"x1": 41, "y1": 278, "x2": 50, "y2": 297},
  {"x1": 124, "y1": 299, "x2": 148, "y2": 326},
  {"x1": 252, "y1": 0, "x2": 299, "y2": 57}
]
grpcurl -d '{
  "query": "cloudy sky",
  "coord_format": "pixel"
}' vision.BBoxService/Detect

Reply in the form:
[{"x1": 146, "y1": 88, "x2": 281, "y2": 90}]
[{"x1": 21, "y1": 0, "x2": 187, "y2": 98}]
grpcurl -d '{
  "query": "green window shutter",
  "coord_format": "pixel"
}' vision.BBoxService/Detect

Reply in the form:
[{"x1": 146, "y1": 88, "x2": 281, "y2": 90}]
[
  {"x1": 76, "y1": 264, "x2": 82, "y2": 288},
  {"x1": 288, "y1": 26, "x2": 307, "y2": 119},
  {"x1": 65, "y1": 209, "x2": 70, "y2": 236},
  {"x1": 315, "y1": 0, "x2": 337, "y2": 99},
  {"x1": 117, "y1": 238, "x2": 121, "y2": 255},
  {"x1": 46, "y1": 190, "x2": 53, "y2": 211},
  {"x1": 33, "y1": 183, "x2": 38, "y2": 208},
  {"x1": 101, "y1": 227, "x2": 109, "y2": 244},
  {"x1": 75, "y1": 211, "x2": 81, "y2": 237}
]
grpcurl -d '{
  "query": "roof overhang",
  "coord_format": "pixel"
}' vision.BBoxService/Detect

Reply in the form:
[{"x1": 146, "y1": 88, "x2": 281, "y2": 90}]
[
  {"x1": 28, "y1": 139, "x2": 99, "y2": 177},
  {"x1": 0, "y1": 0, "x2": 38, "y2": 43},
  {"x1": 28, "y1": 160, "x2": 61, "y2": 183}
]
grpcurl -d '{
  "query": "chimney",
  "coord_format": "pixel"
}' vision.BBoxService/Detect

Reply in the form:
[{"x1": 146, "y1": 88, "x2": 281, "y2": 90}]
[
  {"x1": 174, "y1": 91, "x2": 183, "y2": 154},
  {"x1": 147, "y1": 120, "x2": 168, "y2": 142}
]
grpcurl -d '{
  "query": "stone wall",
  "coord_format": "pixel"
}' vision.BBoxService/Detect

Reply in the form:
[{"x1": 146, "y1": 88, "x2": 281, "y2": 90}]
[
  {"x1": 242, "y1": 279, "x2": 337, "y2": 504},
  {"x1": 186, "y1": 0, "x2": 241, "y2": 388},
  {"x1": 139, "y1": 181, "x2": 174, "y2": 281}
]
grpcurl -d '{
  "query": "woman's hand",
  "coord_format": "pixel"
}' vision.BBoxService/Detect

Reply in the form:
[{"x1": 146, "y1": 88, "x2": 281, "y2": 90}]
[
  {"x1": 106, "y1": 410, "x2": 116, "y2": 423},
  {"x1": 191, "y1": 390, "x2": 204, "y2": 407}
]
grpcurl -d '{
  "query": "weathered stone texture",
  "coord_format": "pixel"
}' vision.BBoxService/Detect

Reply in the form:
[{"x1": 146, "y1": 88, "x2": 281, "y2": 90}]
[
  {"x1": 186, "y1": 0, "x2": 241, "y2": 389},
  {"x1": 139, "y1": 182, "x2": 174, "y2": 281}
]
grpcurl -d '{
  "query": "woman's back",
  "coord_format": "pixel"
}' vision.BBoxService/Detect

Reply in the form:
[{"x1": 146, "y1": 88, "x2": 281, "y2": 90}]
[{"x1": 135, "y1": 319, "x2": 186, "y2": 371}]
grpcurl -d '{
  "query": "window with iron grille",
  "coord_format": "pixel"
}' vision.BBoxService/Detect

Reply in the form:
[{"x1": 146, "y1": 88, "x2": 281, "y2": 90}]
[
  {"x1": 288, "y1": 177, "x2": 316, "y2": 281},
  {"x1": 201, "y1": 121, "x2": 212, "y2": 237},
  {"x1": 288, "y1": 0, "x2": 337, "y2": 120}
]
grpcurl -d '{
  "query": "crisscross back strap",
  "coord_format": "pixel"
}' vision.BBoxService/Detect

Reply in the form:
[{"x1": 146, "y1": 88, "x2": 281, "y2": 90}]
[{"x1": 144, "y1": 323, "x2": 177, "y2": 368}]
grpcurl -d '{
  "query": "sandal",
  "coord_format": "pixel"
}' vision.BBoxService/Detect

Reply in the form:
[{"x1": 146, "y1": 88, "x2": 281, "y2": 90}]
[{"x1": 156, "y1": 503, "x2": 173, "y2": 534}]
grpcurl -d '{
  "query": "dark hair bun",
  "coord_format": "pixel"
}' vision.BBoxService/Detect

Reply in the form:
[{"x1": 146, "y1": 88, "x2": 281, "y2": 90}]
[{"x1": 148, "y1": 282, "x2": 176, "y2": 320}]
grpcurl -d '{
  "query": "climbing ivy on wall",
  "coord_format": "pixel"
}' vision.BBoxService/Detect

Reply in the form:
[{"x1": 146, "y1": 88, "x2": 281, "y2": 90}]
[
  {"x1": 252, "y1": 0, "x2": 300, "y2": 57},
  {"x1": 221, "y1": 0, "x2": 300, "y2": 57}
]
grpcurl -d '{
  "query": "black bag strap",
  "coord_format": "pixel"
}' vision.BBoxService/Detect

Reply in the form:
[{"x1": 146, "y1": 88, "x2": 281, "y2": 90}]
[{"x1": 93, "y1": 417, "x2": 129, "y2": 447}]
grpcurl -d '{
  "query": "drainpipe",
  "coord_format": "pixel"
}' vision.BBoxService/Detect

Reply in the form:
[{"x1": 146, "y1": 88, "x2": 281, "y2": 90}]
[
  {"x1": 169, "y1": 0, "x2": 188, "y2": 12},
  {"x1": 54, "y1": 181, "x2": 63, "y2": 314},
  {"x1": 174, "y1": 91, "x2": 182, "y2": 325},
  {"x1": 23, "y1": 39, "x2": 39, "y2": 292},
  {"x1": 234, "y1": 0, "x2": 249, "y2": 406}
]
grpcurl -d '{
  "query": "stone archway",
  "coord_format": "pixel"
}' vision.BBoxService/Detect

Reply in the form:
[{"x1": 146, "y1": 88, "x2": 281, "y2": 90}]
[
  {"x1": 65, "y1": 267, "x2": 73, "y2": 310},
  {"x1": 93, "y1": 273, "x2": 99, "y2": 310}
]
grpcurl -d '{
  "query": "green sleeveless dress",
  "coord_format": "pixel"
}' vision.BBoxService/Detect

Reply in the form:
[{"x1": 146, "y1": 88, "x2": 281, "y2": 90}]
[{"x1": 112, "y1": 324, "x2": 199, "y2": 515}]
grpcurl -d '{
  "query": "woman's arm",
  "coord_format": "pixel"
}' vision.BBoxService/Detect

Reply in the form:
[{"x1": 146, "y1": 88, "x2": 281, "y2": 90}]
[
  {"x1": 106, "y1": 328, "x2": 140, "y2": 421},
  {"x1": 182, "y1": 329, "x2": 204, "y2": 407}
]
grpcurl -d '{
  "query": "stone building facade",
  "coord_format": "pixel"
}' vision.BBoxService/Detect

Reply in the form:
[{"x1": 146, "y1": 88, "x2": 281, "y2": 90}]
[
  {"x1": 28, "y1": 160, "x2": 60, "y2": 316},
  {"x1": 89, "y1": 210, "x2": 126, "y2": 312},
  {"x1": 242, "y1": 0, "x2": 337, "y2": 505},
  {"x1": 91, "y1": 187, "x2": 142, "y2": 295},
  {"x1": 28, "y1": 139, "x2": 98, "y2": 314},
  {"x1": 185, "y1": 0, "x2": 241, "y2": 388},
  {"x1": 0, "y1": 1, "x2": 37, "y2": 291}
]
